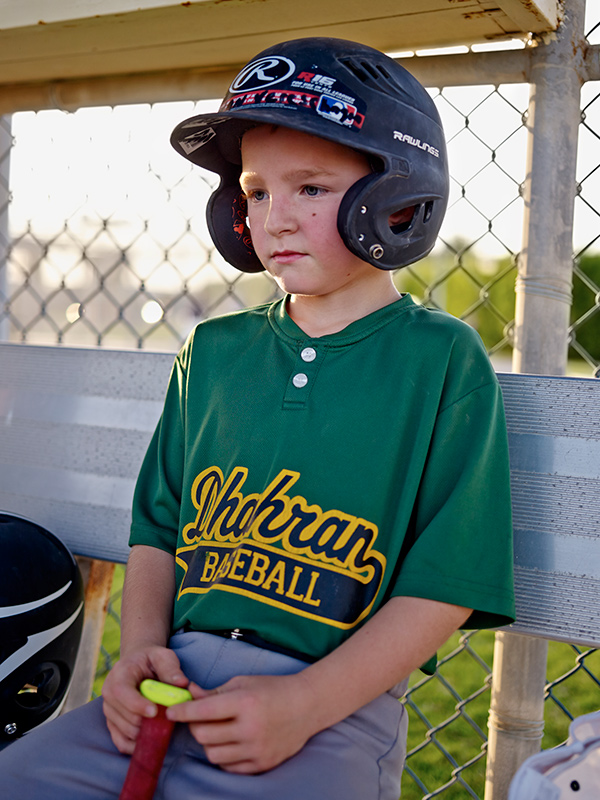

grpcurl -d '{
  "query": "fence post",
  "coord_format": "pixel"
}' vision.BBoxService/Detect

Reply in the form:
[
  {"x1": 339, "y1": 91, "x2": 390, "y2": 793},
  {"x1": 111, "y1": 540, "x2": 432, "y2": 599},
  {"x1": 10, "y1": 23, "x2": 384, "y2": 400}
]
[
  {"x1": 485, "y1": 1, "x2": 586, "y2": 798},
  {"x1": 0, "y1": 115, "x2": 11, "y2": 341}
]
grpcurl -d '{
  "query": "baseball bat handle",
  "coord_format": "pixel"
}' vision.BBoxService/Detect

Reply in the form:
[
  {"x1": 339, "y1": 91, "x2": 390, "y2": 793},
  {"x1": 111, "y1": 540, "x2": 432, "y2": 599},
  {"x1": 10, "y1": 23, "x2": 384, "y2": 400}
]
[
  {"x1": 119, "y1": 680, "x2": 192, "y2": 800},
  {"x1": 119, "y1": 706, "x2": 174, "y2": 800}
]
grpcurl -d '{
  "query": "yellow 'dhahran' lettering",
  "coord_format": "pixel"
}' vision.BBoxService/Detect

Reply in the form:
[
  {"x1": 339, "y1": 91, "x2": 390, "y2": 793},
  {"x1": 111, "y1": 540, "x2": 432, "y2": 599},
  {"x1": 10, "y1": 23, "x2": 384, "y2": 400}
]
[{"x1": 181, "y1": 465, "x2": 386, "y2": 581}]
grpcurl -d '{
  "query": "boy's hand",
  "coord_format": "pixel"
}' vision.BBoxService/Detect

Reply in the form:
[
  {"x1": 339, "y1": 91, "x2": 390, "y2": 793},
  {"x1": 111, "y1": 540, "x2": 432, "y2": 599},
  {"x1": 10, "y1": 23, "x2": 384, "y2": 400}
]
[
  {"x1": 166, "y1": 672, "x2": 317, "y2": 774},
  {"x1": 101, "y1": 645, "x2": 189, "y2": 755}
]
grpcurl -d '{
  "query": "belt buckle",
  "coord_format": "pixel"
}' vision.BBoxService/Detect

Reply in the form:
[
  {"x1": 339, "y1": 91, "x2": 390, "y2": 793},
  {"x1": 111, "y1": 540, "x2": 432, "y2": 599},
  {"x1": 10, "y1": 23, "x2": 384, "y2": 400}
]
[{"x1": 229, "y1": 628, "x2": 243, "y2": 640}]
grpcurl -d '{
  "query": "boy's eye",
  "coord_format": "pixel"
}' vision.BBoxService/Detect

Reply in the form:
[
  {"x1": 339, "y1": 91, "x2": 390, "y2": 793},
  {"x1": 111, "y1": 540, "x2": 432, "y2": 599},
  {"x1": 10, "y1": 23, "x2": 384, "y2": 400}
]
[
  {"x1": 246, "y1": 189, "x2": 267, "y2": 202},
  {"x1": 303, "y1": 185, "x2": 323, "y2": 197}
]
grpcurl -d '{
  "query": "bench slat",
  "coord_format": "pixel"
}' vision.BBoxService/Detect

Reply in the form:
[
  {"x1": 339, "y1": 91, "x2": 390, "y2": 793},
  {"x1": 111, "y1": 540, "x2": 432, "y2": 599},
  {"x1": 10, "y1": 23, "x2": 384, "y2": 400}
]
[
  {"x1": 499, "y1": 373, "x2": 600, "y2": 647},
  {"x1": 0, "y1": 342, "x2": 173, "y2": 563}
]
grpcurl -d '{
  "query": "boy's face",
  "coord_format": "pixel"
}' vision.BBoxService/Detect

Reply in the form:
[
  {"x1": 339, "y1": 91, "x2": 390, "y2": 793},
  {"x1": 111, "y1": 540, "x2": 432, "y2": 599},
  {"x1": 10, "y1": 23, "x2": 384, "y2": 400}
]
[{"x1": 240, "y1": 126, "x2": 377, "y2": 298}]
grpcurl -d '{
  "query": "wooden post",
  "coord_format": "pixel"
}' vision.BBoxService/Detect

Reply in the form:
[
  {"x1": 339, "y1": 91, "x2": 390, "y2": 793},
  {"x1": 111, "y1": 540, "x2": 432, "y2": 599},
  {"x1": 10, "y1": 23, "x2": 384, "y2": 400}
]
[
  {"x1": 485, "y1": 633, "x2": 548, "y2": 798},
  {"x1": 62, "y1": 557, "x2": 116, "y2": 712}
]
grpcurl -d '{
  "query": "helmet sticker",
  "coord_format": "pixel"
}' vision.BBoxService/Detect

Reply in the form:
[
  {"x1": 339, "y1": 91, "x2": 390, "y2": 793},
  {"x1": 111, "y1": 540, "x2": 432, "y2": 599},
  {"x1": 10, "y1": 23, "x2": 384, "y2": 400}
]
[
  {"x1": 224, "y1": 88, "x2": 316, "y2": 112},
  {"x1": 179, "y1": 127, "x2": 217, "y2": 155},
  {"x1": 230, "y1": 56, "x2": 296, "y2": 93},
  {"x1": 177, "y1": 118, "x2": 229, "y2": 154},
  {"x1": 317, "y1": 95, "x2": 364, "y2": 128},
  {"x1": 290, "y1": 71, "x2": 357, "y2": 105},
  {"x1": 222, "y1": 80, "x2": 365, "y2": 131},
  {"x1": 180, "y1": 117, "x2": 229, "y2": 130}
]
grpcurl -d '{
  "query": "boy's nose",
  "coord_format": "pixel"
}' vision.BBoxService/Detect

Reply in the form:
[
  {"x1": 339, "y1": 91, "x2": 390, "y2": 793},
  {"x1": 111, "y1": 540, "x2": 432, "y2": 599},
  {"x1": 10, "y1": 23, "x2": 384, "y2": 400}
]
[{"x1": 264, "y1": 197, "x2": 298, "y2": 236}]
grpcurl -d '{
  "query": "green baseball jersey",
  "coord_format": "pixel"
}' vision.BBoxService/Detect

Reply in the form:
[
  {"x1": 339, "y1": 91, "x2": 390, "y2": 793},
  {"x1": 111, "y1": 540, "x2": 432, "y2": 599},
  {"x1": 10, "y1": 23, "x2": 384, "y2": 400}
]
[{"x1": 130, "y1": 294, "x2": 515, "y2": 661}]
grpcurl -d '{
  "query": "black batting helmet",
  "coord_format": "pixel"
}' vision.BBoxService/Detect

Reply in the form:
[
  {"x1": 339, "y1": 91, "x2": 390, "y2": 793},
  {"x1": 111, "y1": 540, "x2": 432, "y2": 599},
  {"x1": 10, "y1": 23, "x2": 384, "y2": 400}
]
[
  {"x1": 0, "y1": 513, "x2": 84, "y2": 743},
  {"x1": 170, "y1": 37, "x2": 449, "y2": 272}
]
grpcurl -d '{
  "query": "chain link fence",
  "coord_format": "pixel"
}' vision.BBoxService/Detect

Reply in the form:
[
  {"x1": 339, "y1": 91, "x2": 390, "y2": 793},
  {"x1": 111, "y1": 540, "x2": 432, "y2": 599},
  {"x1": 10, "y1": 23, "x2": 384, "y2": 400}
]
[{"x1": 1, "y1": 8, "x2": 599, "y2": 798}]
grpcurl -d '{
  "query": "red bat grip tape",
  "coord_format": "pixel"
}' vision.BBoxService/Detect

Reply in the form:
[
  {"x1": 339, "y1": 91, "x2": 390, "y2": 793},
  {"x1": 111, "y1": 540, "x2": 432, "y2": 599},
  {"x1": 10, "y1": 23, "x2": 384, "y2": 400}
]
[{"x1": 119, "y1": 680, "x2": 192, "y2": 800}]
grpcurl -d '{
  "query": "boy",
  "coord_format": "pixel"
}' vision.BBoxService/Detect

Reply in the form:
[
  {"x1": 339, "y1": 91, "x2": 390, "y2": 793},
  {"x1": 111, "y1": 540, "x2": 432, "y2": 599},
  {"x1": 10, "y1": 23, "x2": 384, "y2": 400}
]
[{"x1": 0, "y1": 37, "x2": 514, "y2": 799}]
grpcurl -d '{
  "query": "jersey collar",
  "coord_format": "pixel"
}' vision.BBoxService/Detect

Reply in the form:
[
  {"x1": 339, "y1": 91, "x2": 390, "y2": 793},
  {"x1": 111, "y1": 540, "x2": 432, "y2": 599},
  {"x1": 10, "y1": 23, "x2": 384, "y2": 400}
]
[{"x1": 269, "y1": 294, "x2": 415, "y2": 346}]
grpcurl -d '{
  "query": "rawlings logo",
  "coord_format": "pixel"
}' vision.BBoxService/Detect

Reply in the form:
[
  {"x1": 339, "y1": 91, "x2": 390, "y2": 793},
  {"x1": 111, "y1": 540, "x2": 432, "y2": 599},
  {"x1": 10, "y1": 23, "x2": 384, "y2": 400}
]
[
  {"x1": 230, "y1": 56, "x2": 295, "y2": 93},
  {"x1": 393, "y1": 130, "x2": 440, "y2": 158}
]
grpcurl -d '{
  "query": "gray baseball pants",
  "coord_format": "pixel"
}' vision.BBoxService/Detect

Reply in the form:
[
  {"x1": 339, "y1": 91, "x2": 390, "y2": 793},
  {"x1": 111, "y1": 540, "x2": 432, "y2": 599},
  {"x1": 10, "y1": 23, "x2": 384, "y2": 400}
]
[{"x1": 0, "y1": 631, "x2": 408, "y2": 799}]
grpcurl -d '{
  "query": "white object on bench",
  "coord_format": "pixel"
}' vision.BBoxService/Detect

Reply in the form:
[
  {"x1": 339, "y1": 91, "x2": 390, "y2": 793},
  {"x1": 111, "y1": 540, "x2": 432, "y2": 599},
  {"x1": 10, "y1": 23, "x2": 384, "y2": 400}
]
[{"x1": 1, "y1": 342, "x2": 599, "y2": 697}]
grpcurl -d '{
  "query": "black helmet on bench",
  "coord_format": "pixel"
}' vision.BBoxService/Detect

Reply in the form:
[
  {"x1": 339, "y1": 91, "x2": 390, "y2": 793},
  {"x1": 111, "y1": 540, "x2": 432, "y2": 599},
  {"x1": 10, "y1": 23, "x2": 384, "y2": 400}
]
[
  {"x1": 170, "y1": 36, "x2": 449, "y2": 273},
  {"x1": 0, "y1": 513, "x2": 84, "y2": 743}
]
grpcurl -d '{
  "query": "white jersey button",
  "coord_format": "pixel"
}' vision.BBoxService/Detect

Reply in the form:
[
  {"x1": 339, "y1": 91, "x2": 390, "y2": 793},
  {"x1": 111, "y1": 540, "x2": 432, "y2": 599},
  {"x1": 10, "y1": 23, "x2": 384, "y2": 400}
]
[
  {"x1": 292, "y1": 373, "x2": 309, "y2": 388},
  {"x1": 300, "y1": 347, "x2": 317, "y2": 362}
]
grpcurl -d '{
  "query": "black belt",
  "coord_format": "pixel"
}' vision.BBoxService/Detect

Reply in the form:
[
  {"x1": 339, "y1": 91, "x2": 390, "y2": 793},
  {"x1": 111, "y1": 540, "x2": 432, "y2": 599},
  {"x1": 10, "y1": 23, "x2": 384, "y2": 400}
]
[{"x1": 207, "y1": 629, "x2": 317, "y2": 664}]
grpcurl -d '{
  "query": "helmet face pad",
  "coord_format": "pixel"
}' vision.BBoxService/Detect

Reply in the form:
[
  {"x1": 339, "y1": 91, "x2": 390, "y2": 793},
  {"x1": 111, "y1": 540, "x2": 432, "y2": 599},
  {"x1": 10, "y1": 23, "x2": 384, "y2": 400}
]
[
  {"x1": 171, "y1": 37, "x2": 449, "y2": 273},
  {"x1": 207, "y1": 178, "x2": 264, "y2": 274}
]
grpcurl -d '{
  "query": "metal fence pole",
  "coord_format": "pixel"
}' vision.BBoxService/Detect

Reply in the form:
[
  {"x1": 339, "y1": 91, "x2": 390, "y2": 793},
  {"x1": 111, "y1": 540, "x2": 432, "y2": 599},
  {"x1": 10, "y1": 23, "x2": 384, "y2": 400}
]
[
  {"x1": 512, "y1": 1, "x2": 586, "y2": 376},
  {"x1": 485, "y1": 1, "x2": 586, "y2": 798},
  {"x1": 0, "y1": 115, "x2": 11, "y2": 341}
]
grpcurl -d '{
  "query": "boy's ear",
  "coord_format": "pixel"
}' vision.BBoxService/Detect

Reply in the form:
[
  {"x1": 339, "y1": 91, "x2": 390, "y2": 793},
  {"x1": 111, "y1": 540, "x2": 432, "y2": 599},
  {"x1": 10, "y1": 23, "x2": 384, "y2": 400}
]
[{"x1": 207, "y1": 181, "x2": 265, "y2": 273}]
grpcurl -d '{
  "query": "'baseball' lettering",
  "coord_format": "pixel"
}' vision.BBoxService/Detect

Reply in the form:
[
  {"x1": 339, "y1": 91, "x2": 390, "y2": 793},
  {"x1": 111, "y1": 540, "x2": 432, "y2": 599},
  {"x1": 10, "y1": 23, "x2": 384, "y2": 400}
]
[{"x1": 181, "y1": 544, "x2": 322, "y2": 606}]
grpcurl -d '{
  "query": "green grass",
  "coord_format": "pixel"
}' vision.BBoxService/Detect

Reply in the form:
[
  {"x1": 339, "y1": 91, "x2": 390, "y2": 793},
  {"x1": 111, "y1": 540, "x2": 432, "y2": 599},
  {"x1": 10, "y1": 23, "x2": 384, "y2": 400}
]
[
  {"x1": 93, "y1": 578, "x2": 600, "y2": 799},
  {"x1": 400, "y1": 634, "x2": 600, "y2": 799},
  {"x1": 92, "y1": 565, "x2": 125, "y2": 698},
  {"x1": 400, "y1": 630, "x2": 495, "y2": 799}
]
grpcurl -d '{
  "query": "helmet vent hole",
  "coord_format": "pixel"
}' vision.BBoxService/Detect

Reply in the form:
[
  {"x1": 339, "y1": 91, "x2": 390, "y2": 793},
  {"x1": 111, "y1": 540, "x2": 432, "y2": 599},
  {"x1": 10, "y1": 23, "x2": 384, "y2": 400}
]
[
  {"x1": 424, "y1": 201, "x2": 434, "y2": 223},
  {"x1": 360, "y1": 60, "x2": 380, "y2": 81},
  {"x1": 339, "y1": 58, "x2": 371, "y2": 84},
  {"x1": 389, "y1": 205, "x2": 418, "y2": 234},
  {"x1": 16, "y1": 666, "x2": 61, "y2": 710},
  {"x1": 339, "y1": 56, "x2": 417, "y2": 104}
]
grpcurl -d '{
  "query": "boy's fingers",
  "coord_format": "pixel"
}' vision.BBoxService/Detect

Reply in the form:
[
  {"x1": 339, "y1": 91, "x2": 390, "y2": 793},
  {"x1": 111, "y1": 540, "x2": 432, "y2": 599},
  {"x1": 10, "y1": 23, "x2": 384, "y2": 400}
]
[
  {"x1": 166, "y1": 692, "x2": 236, "y2": 723},
  {"x1": 103, "y1": 696, "x2": 144, "y2": 729},
  {"x1": 188, "y1": 681, "x2": 210, "y2": 699},
  {"x1": 104, "y1": 706, "x2": 143, "y2": 742},
  {"x1": 105, "y1": 676, "x2": 157, "y2": 718},
  {"x1": 147, "y1": 648, "x2": 188, "y2": 687},
  {"x1": 105, "y1": 721, "x2": 138, "y2": 755},
  {"x1": 187, "y1": 720, "x2": 236, "y2": 748},
  {"x1": 203, "y1": 742, "x2": 249, "y2": 767}
]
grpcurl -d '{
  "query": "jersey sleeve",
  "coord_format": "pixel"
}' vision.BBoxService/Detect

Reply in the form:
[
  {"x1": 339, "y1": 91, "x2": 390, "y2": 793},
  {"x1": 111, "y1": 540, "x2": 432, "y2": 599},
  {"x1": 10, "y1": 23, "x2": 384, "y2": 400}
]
[
  {"x1": 128, "y1": 347, "x2": 188, "y2": 555},
  {"x1": 389, "y1": 372, "x2": 515, "y2": 630}
]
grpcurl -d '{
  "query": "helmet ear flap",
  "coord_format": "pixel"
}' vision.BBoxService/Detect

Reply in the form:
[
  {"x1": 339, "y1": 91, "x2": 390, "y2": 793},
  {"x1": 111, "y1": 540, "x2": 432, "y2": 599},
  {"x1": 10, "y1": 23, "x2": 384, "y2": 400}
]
[
  {"x1": 207, "y1": 182, "x2": 265, "y2": 273},
  {"x1": 337, "y1": 173, "x2": 380, "y2": 265},
  {"x1": 338, "y1": 171, "x2": 446, "y2": 271}
]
